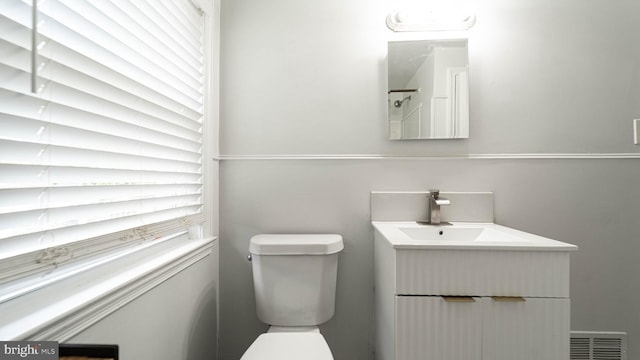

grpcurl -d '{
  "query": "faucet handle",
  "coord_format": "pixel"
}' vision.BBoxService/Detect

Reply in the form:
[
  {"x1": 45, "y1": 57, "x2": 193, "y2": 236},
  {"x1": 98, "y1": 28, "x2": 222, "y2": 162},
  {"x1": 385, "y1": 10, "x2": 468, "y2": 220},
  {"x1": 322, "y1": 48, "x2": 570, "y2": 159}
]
[{"x1": 429, "y1": 189, "x2": 440, "y2": 198}]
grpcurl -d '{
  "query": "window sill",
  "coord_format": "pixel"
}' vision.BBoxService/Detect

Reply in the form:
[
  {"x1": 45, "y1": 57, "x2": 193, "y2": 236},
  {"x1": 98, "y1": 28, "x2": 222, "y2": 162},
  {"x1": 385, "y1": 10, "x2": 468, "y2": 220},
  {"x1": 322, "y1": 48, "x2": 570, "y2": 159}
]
[{"x1": 0, "y1": 236, "x2": 216, "y2": 341}]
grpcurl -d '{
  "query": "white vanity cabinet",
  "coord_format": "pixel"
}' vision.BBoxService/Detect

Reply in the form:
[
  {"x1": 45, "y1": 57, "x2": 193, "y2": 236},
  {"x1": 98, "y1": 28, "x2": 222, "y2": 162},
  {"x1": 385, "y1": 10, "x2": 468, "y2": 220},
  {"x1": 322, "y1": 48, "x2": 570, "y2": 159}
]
[{"x1": 374, "y1": 228, "x2": 573, "y2": 360}]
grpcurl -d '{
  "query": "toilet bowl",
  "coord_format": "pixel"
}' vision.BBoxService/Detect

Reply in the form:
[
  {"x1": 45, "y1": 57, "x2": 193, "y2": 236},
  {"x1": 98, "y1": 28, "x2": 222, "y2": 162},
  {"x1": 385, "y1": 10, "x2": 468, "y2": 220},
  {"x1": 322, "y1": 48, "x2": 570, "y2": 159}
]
[{"x1": 240, "y1": 234, "x2": 343, "y2": 360}]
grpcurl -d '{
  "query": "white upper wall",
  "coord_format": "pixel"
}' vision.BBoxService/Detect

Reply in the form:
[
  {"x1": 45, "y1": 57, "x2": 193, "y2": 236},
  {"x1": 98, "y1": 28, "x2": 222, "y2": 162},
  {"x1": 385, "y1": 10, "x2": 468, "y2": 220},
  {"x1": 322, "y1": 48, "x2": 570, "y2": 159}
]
[{"x1": 220, "y1": 0, "x2": 640, "y2": 156}]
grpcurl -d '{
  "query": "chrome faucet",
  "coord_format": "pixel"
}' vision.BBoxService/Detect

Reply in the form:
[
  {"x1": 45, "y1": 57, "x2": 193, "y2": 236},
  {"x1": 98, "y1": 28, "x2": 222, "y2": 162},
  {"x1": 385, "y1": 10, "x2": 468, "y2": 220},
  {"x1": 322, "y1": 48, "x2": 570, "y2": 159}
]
[{"x1": 428, "y1": 189, "x2": 450, "y2": 224}]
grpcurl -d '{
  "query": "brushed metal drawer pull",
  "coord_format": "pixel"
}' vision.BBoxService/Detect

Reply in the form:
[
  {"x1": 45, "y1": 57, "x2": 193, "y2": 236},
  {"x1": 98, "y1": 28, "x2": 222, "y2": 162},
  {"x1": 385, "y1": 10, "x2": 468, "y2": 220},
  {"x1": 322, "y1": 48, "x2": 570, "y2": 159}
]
[
  {"x1": 491, "y1": 296, "x2": 526, "y2": 302},
  {"x1": 442, "y1": 296, "x2": 475, "y2": 302}
]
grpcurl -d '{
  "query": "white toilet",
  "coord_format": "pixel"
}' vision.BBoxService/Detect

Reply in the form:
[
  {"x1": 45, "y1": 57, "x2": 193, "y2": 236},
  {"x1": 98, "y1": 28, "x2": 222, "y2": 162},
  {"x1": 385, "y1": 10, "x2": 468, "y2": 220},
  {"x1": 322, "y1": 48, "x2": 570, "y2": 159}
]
[{"x1": 240, "y1": 234, "x2": 344, "y2": 360}]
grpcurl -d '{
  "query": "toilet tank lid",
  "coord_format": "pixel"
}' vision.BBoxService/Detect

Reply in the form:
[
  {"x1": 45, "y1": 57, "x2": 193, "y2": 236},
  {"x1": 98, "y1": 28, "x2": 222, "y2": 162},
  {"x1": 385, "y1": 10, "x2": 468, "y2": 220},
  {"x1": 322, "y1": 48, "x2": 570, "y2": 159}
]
[{"x1": 249, "y1": 234, "x2": 343, "y2": 255}]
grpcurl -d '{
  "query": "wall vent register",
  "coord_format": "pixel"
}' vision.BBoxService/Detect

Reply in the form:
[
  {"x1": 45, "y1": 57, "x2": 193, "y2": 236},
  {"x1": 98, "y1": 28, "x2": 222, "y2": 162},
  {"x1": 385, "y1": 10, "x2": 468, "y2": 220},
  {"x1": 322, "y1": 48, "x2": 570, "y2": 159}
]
[{"x1": 570, "y1": 332, "x2": 627, "y2": 360}]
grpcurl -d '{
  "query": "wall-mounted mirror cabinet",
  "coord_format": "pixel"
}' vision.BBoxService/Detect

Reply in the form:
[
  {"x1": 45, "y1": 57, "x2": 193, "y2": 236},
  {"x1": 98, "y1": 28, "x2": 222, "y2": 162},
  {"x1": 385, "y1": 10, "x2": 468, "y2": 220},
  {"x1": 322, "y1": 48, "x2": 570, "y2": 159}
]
[{"x1": 388, "y1": 39, "x2": 469, "y2": 140}]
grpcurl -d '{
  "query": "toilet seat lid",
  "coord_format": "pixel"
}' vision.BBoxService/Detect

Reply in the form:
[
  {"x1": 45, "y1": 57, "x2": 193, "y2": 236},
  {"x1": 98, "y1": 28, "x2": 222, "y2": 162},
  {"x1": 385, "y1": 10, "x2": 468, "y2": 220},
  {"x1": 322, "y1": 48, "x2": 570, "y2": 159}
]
[{"x1": 240, "y1": 333, "x2": 333, "y2": 360}]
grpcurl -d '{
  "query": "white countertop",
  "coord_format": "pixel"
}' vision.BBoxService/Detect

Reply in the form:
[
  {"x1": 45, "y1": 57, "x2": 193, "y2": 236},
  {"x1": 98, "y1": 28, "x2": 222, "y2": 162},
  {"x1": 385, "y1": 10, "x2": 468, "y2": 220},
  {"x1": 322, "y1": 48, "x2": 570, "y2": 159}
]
[{"x1": 372, "y1": 221, "x2": 578, "y2": 251}]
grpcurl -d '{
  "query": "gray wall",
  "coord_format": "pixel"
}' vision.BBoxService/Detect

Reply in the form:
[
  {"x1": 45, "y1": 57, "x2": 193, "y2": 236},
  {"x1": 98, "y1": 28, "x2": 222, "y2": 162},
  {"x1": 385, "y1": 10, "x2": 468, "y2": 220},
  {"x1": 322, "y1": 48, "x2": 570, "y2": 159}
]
[
  {"x1": 69, "y1": 249, "x2": 219, "y2": 360},
  {"x1": 219, "y1": 0, "x2": 640, "y2": 359}
]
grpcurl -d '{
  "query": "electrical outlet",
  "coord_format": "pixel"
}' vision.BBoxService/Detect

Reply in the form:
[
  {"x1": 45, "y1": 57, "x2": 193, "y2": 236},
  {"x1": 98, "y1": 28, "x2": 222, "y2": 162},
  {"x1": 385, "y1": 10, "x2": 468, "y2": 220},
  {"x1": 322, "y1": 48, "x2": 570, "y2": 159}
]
[{"x1": 635, "y1": 119, "x2": 640, "y2": 145}]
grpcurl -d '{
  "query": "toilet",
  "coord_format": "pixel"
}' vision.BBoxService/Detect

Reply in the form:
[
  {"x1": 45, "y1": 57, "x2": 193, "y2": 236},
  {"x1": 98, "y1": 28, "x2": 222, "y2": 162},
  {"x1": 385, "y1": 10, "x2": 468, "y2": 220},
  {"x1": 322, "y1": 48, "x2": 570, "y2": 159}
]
[{"x1": 240, "y1": 234, "x2": 344, "y2": 360}]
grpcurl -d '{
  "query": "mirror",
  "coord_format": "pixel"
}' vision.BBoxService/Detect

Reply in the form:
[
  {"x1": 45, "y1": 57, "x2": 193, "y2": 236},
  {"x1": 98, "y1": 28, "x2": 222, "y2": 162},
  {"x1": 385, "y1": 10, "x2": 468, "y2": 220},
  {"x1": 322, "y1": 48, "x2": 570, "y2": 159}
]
[{"x1": 388, "y1": 39, "x2": 469, "y2": 140}]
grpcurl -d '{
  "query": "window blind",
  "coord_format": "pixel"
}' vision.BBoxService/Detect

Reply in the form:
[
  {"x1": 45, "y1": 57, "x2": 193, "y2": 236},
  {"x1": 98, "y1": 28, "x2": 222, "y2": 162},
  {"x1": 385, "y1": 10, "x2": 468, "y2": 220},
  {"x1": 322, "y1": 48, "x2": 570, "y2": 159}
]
[{"x1": 0, "y1": 0, "x2": 205, "y2": 285}]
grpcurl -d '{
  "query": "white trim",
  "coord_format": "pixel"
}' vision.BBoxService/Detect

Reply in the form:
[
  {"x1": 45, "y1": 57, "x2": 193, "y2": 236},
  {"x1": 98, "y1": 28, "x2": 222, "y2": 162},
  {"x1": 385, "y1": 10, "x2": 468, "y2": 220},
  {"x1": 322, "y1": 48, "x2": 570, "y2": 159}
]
[
  {"x1": 217, "y1": 153, "x2": 640, "y2": 161},
  {"x1": 200, "y1": 0, "x2": 220, "y2": 239},
  {"x1": 0, "y1": 237, "x2": 215, "y2": 341}
]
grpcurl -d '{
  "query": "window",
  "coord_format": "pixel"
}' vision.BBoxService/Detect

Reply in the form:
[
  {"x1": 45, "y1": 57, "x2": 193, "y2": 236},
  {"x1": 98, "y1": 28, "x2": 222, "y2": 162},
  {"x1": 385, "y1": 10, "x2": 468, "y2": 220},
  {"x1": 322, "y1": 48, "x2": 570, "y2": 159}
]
[{"x1": 0, "y1": 0, "x2": 208, "y2": 306}]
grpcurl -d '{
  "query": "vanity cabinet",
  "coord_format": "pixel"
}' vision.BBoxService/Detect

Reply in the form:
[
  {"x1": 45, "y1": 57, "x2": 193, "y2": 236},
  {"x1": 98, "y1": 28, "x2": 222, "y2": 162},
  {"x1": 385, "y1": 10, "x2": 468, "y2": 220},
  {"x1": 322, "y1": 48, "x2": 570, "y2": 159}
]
[{"x1": 374, "y1": 230, "x2": 572, "y2": 360}]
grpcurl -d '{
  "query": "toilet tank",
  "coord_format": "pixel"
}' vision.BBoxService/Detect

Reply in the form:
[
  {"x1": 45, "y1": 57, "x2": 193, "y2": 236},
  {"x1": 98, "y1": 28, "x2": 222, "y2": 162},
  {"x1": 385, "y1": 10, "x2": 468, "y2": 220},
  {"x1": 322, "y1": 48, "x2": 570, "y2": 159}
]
[{"x1": 249, "y1": 234, "x2": 344, "y2": 326}]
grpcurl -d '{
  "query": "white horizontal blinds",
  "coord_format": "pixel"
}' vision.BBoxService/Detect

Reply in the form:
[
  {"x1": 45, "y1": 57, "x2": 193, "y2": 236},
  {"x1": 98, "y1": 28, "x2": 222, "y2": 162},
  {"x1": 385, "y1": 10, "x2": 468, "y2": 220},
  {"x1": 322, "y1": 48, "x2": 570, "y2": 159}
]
[{"x1": 0, "y1": 0, "x2": 204, "y2": 259}]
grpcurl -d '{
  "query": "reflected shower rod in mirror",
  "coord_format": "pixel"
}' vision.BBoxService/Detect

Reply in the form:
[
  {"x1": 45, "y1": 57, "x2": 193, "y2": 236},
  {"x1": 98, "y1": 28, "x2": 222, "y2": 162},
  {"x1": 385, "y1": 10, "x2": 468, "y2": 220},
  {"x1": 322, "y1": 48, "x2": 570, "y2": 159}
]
[{"x1": 388, "y1": 89, "x2": 419, "y2": 94}]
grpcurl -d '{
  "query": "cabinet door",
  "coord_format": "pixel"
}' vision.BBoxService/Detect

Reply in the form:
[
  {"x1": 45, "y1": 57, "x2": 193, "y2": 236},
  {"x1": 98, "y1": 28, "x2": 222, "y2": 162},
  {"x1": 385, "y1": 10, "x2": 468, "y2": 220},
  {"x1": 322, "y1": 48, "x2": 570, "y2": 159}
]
[
  {"x1": 482, "y1": 297, "x2": 570, "y2": 360},
  {"x1": 396, "y1": 296, "x2": 481, "y2": 360}
]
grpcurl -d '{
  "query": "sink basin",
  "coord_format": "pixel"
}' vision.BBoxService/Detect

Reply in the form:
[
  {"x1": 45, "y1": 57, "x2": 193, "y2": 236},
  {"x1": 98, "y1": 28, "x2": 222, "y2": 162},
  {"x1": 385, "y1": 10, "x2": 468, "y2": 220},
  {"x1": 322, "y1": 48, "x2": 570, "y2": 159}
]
[
  {"x1": 373, "y1": 221, "x2": 577, "y2": 250},
  {"x1": 400, "y1": 226, "x2": 528, "y2": 243}
]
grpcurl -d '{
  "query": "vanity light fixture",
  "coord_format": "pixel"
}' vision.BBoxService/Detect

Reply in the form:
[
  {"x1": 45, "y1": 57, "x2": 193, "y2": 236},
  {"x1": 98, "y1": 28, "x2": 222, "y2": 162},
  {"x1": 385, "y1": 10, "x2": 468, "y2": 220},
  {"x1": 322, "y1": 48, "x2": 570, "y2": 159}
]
[{"x1": 386, "y1": 6, "x2": 476, "y2": 32}]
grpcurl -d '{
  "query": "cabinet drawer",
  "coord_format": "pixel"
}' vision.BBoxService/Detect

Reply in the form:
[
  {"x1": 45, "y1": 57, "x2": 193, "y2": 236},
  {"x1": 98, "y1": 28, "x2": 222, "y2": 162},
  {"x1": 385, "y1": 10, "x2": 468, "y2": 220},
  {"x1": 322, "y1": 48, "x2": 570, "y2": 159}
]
[
  {"x1": 395, "y1": 249, "x2": 570, "y2": 297},
  {"x1": 396, "y1": 296, "x2": 482, "y2": 360},
  {"x1": 483, "y1": 297, "x2": 570, "y2": 360},
  {"x1": 396, "y1": 296, "x2": 570, "y2": 360}
]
